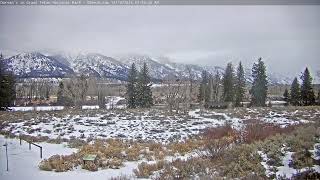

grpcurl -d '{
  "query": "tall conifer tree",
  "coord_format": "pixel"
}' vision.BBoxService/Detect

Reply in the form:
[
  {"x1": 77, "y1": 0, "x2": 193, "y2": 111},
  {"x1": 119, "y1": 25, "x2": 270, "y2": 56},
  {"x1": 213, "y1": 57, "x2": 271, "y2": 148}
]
[
  {"x1": 0, "y1": 53, "x2": 16, "y2": 110},
  {"x1": 126, "y1": 63, "x2": 138, "y2": 108},
  {"x1": 290, "y1": 77, "x2": 301, "y2": 106},
  {"x1": 301, "y1": 67, "x2": 315, "y2": 106},
  {"x1": 250, "y1": 58, "x2": 268, "y2": 107},
  {"x1": 136, "y1": 63, "x2": 153, "y2": 108},
  {"x1": 222, "y1": 62, "x2": 235, "y2": 102},
  {"x1": 235, "y1": 62, "x2": 246, "y2": 107}
]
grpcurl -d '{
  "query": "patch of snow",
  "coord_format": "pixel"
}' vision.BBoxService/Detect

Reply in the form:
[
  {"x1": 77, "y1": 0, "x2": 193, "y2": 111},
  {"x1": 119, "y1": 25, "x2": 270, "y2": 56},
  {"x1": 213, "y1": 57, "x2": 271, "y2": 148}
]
[
  {"x1": 9, "y1": 106, "x2": 64, "y2": 112},
  {"x1": 82, "y1": 105, "x2": 99, "y2": 110},
  {"x1": 276, "y1": 151, "x2": 296, "y2": 179}
]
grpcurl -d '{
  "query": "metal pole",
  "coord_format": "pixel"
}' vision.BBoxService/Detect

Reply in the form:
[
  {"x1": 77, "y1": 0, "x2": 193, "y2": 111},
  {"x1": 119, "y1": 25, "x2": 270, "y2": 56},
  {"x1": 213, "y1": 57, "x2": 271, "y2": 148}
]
[
  {"x1": 3, "y1": 143, "x2": 8, "y2": 171},
  {"x1": 29, "y1": 142, "x2": 31, "y2": 150},
  {"x1": 5, "y1": 144, "x2": 8, "y2": 171},
  {"x1": 20, "y1": 137, "x2": 21, "y2": 145},
  {"x1": 40, "y1": 147, "x2": 42, "y2": 159}
]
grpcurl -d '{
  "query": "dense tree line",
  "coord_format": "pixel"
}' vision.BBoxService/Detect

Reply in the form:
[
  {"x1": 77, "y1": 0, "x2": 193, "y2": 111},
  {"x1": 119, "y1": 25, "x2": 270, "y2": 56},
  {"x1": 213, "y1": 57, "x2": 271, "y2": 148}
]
[
  {"x1": 198, "y1": 58, "x2": 269, "y2": 108},
  {"x1": 197, "y1": 61, "x2": 247, "y2": 108},
  {"x1": 126, "y1": 63, "x2": 153, "y2": 108},
  {"x1": 283, "y1": 67, "x2": 317, "y2": 106},
  {"x1": 0, "y1": 53, "x2": 16, "y2": 110}
]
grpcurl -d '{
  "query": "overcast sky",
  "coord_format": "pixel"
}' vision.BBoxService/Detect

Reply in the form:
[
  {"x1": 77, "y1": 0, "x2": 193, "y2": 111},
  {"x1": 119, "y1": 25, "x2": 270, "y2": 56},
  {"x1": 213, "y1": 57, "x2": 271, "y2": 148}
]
[{"x1": 0, "y1": 5, "x2": 319, "y2": 77}]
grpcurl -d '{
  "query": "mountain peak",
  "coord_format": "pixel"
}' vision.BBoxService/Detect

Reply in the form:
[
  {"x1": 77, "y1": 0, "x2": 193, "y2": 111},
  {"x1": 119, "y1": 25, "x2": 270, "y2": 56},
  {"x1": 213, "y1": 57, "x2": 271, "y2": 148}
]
[{"x1": 2, "y1": 51, "x2": 293, "y2": 84}]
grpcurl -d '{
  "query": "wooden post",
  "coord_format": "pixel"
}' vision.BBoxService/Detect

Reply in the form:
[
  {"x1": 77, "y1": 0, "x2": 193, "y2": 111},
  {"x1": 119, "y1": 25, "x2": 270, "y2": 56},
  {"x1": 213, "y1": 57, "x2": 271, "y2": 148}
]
[
  {"x1": 29, "y1": 142, "x2": 31, "y2": 150},
  {"x1": 40, "y1": 147, "x2": 42, "y2": 159},
  {"x1": 19, "y1": 137, "x2": 21, "y2": 145}
]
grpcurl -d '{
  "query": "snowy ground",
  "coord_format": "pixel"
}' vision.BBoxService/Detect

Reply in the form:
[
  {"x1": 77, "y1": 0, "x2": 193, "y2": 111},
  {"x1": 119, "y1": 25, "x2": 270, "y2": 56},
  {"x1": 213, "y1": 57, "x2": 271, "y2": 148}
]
[
  {"x1": 3, "y1": 109, "x2": 239, "y2": 143},
  {"x1": 259, "y1": 145, "x2": 320, "y2": 179},
  {"x1": 0, "y1": 107, "x2": 319, "y2": 179},
  {"x1": 1, "y1": 108, "x2": 312, "y2": 144},
  {"x1": 9, "y1": 96, "x2": 125, "y2": 111},
  {"x1": 0, "y1": 135, "x2": 140, "y2": 180}
]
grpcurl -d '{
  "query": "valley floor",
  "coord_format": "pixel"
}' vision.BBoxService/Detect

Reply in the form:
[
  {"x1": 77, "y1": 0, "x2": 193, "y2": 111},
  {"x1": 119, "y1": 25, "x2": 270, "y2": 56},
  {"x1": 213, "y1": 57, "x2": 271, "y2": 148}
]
[{"x1": 0, "y1": 106, "x2": 319, "y2": 179}]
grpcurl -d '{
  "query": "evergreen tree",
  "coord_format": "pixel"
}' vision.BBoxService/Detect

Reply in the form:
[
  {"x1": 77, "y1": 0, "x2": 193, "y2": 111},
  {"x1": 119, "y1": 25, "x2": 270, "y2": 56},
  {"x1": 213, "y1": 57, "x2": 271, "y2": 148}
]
[
  {"x1": 222, "y1": 62, "x2": 235, "y2": 102},
  {"x1": 198, "y1": 70, "x2": 208, "y2": 102},
  {"x1": 0, "y1": 54, "x2": 16, "y2": 110},
  {"x1": 235, "y1": 62, "x2": 246, "y2": 107},
  {"x1": 300, "y1": 67, "x2": 315, "y2": 106},
  {"x1": 126, "y1": 63, "x2": 138, "y2": 108},
  {"x1": 290, "y1": 77, "x2": 301, "y2": 106},
  {"x1": 283, "y1": 88, "x2": 289, "y2": 106},
  {"x1": 136, "y1": 63, "x2": 153, "y2": 108},
  {"x1": 57, "y1": 81, "x2": 64, "y2": 105},
  {"x1": 250, "y1": 58, "x2": 268, "y2": 107}
]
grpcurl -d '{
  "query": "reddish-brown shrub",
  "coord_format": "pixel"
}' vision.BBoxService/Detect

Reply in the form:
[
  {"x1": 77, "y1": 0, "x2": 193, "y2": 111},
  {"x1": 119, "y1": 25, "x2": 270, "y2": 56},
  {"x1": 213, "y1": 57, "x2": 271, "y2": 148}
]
[
  {"x1": 202, "y1": 124, "x2": 239, "y2": 141},
  {"x1": 243, "y1": 122, "x2": 296, "y2": 144},
  {"x1": 201, "y1": 125, "x2": 239, "y2": 160}
]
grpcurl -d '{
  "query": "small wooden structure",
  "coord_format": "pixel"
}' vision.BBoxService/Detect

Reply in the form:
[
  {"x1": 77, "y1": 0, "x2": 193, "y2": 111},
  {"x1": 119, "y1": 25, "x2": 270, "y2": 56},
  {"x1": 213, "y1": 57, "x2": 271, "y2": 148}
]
[{"x1": 82, "y1": 154, "x2": 97, "y2": 165}]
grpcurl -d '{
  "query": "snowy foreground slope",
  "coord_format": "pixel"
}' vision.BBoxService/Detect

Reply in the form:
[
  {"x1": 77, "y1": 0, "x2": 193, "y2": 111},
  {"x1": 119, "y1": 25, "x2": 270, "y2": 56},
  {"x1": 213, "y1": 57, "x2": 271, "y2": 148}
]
[{"x1": 0, "y1": 136, "x2": 139, "y2": 180}]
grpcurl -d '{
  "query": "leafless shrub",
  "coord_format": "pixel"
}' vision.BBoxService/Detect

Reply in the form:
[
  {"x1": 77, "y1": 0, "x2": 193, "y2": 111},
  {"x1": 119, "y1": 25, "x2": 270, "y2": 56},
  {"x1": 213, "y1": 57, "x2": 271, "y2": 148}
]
[{"x1": 200, "y1": 125, "x2": 239, "y2": 160}]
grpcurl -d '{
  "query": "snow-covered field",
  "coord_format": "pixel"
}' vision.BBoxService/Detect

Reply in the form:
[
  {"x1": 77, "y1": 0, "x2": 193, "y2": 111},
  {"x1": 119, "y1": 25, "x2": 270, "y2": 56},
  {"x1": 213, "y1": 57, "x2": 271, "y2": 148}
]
[
  {"x1": 1, "y1": 109, "x2": 312, "y2": 144},
  {"x1": 3, "y1": 110, "x2": 239, "y2": 143},
  {"x1": 0, "y1": 107, "x2": 319, "y2": 179}
]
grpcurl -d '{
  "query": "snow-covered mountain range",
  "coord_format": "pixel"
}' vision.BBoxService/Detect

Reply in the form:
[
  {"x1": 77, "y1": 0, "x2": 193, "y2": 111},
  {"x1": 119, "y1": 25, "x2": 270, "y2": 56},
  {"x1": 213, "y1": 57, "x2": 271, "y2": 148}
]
[
  {"x1": 1, "y1": 52, "x2": 294, "y2": 84},
  {"x1": 2, "y1": 52, "x2": 73, "y2": 78}
]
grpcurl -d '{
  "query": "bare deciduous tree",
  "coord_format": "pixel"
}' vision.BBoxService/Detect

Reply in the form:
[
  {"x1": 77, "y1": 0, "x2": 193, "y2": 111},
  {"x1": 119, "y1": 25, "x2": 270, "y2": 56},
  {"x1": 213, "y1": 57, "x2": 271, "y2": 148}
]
[
  {"x1": 163, "y1": 74, "x2": 189, "y2": 114},
  {"x1": 65, "y1": 75, "x2": 89, "y2": 108}
]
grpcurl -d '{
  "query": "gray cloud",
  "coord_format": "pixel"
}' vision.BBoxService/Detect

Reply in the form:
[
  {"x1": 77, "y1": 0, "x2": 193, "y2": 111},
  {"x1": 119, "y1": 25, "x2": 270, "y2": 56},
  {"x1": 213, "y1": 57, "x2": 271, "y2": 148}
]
[{"x1": 0, "y1": 5, "x2": 319, "y2": 78}]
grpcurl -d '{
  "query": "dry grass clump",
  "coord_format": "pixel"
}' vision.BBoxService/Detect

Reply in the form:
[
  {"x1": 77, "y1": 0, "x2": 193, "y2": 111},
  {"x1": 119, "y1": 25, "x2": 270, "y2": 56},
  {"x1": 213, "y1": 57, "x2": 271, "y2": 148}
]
[
  {"x1": 39, "y1": 139, "x2": 128, "y2": 172},
  {"x1": 257, "y1": 135, "x2": 285, "y2": 167},
  {"x1": 158, "y1": 158, "x2": 213, "y2": 179},
  {"x1": 168, "y1": 138, "x2": 203, "y2": 156},
  {"x1": 220, "y1": 144, "x2": 265, "y2": 178},
  {"x1": 148, "y1": 142, "x2": 163, "y2": 152},
  {"x1": 39, "y1": 154, "x2": 79, "y2": 172},
  {"x1": 100, "y1": 157, "x2": 123, "y2": 169},
  {"x1": 291, "y1": 149, "x2": 315, "y2": 169},
  {"x1": 286, "y1": 126, "x2": 318, "y2": 152},
  {"x1": 125, "y1": 143, "x2": 143, "y2": 161},
  {"x1": 77, "y1": 139, "x2": 127, "y2": 170},
  {"x1": 133, "y1": 160, "x2": 165, "y2": 178},
  {"x1": 82, "y1": 161, "x2": 98, "y2": 171}
]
